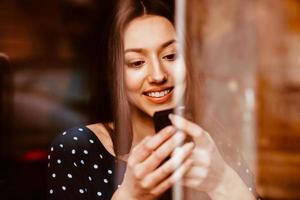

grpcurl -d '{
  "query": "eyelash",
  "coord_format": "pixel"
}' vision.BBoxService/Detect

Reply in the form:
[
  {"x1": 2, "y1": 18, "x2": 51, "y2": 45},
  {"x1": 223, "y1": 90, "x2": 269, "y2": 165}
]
[
  {"x1": 126, "y1": 53, "x2": 178, "y2": 68},
  {"x1": 162, "y1": 53, "x2": 177, "y2": 61},
  {"x1": 127, "y1": 60, "x2": 145, "y2": 68}
]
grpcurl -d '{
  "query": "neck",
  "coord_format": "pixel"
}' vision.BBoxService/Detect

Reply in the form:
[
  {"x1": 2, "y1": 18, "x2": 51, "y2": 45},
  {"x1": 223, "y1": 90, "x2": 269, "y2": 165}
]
[{"x1": 131, "y1": 108, "x2": 155, "y2": 147}]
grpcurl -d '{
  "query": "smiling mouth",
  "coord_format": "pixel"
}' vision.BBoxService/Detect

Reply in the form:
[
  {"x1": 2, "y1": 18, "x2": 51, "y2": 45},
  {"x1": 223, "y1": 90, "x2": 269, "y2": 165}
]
[
  {"x1": 144, "y1": 88, "x2": 173, "y2": 98},
  {"x1": 143, "y1": 87, "x2": 174, "y2": 104},
  {"x1": 143, "y1": 87, "x2": 173, "y2": 97}
]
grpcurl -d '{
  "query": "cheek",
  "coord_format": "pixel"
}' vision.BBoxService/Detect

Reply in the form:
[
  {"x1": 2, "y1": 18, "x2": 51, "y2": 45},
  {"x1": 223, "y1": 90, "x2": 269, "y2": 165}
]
[
  {"x1": 125, "y1": 68, "x2": 146, "y2": 93},
  {"x1": 167, "y1": 58, "x2": 187, "y2": 85},
  {"x1": 167, "y1": 59, "x2": 187, "y2": 103}
]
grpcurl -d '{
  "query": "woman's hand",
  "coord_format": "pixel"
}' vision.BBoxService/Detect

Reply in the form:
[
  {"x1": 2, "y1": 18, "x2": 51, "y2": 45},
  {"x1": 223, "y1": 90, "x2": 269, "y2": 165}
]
[
  {"x1": 169, "y1": 114, "x2": 228, "y2": 192},
  {"x1": 169, "y1": 114, "x2": 256, "y2": 200},
  {"x1": 112, "y1": 126, "x2": 194, "y2": 200}
]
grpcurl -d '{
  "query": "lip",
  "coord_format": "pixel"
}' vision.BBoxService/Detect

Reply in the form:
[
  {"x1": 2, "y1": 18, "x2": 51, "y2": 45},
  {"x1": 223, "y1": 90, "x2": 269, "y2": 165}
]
[{"x1": 142, "y1": 86, "x2": 174, "y2": 104}]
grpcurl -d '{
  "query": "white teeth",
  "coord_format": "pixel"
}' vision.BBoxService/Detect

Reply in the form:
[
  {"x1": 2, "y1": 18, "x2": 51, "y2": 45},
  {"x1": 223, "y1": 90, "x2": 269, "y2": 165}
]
[{"x1": 146, "y1": 89, "x2": 171, "y2": 98}]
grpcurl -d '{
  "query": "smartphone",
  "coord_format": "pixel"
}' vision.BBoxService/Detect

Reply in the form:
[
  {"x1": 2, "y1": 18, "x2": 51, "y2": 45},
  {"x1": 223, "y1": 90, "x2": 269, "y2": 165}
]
[
  {"x1": 153, "y1": 108, "x2": 174, "y2": 133},
  {"x1": 153, "y1": 106, "x2": 193, "y2": 145},
  {"x1": 153, "y1": 108, "x2": 191, "y2": 200},
  {"x1": 153, "y1": 106, "x2": 187, "y2": 133}
]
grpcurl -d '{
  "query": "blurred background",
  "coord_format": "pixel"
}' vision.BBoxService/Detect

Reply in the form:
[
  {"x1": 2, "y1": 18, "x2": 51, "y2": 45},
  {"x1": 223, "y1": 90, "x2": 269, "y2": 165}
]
[
  {"x1": 0, "y1": 0, "x2": 114, "y2": 199},
  {"x1": 0, "y1": 0, "x2": 300, "y2": 199}
]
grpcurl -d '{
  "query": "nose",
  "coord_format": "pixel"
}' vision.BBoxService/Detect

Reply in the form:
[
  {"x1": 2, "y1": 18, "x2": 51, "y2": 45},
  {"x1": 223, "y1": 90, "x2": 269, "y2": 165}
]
[{"x1": 147, "y1": 58, "x2": 167, "y2": 84}]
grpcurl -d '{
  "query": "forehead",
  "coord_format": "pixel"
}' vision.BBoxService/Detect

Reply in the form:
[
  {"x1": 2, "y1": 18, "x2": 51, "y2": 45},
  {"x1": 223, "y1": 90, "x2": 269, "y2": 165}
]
[{"x1": 124, "y1": 15, "x2": 176, "y2": 50}]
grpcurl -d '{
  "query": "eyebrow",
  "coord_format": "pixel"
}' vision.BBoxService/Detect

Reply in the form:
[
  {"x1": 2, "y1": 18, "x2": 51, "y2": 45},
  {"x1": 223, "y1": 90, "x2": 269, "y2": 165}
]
[{"x1": 124, "y1": 39, "x2": 176, "y2": 54}]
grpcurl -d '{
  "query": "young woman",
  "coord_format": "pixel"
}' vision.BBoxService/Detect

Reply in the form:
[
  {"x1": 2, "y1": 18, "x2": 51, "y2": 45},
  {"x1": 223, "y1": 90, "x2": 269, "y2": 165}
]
[{"x1": 47, "y1": 0, "x2": 260, "y2": 199}]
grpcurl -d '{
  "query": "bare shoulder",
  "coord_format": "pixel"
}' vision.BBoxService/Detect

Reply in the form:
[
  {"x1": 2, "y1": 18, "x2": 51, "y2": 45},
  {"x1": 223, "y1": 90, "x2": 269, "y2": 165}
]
[{"x1": 86, "y1": 123, "x2": 116, "y2": 156}]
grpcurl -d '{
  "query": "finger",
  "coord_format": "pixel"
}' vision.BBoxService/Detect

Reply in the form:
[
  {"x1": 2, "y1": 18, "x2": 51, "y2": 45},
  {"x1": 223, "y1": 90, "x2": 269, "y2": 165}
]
[
  {"x1": 151, "y1": 159, "x2": 193, "y2": 196},
  {"x1": 138, "y1": 131, "x2": 186, "y2": 174},
  {"x1": 132, "y1": 135, "x2": 151, "y2": 152},
  {"x1": 169, "y1": 114, "x2": 205, "y2": 139},
  {"x1": 181, "y1": 178, "x2": 204, "y2": 188},
  {"x1": 145, "y1": 126, "x2": 177, "y2": 151},
  {"x1": 128, "y1": 136, "x2": 151, "y2": 165},
  {"x1": 189, "y1": 148, "x2": 211, "y2": 167},
  {"x1": 141, "y1": 142, "x2": 195, "y2": 189},
  {"x1": 169, "y1": 114, "x2": 216, "y2": 148},
  {"x1": 130, "y1": 126, "x2": 175, "y2": 165},
  {"x1": 184, "y1": 166, "x2": 208, "y2": 179}
]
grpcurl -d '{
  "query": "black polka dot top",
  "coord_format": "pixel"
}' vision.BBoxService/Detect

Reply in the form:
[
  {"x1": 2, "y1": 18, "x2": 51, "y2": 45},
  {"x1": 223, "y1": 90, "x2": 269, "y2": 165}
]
[
  {"x1": 47, "y1": 126, "x2": 127, "y2": 199},
  {"x1": 47, "y1": 126, "x2": 263, "y2": 200}
]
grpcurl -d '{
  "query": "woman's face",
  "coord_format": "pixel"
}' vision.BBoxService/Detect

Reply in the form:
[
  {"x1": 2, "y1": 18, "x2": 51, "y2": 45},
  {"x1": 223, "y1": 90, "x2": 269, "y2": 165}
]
[{"x1": 124, "y1": 15, "x2": 186, "y2": 116}]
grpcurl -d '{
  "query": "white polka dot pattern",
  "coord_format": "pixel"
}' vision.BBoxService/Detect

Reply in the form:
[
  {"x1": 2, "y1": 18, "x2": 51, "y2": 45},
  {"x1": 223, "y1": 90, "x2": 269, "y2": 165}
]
[
  {"x1": 79, "y1": 189, "x2": 84, "y2": 194},
  {"x1": 93, "y1": 164, "x2": 98, "y2": 169},
  {"x1": 48, "y1": 127, "x2": 126, "y2": 199}
]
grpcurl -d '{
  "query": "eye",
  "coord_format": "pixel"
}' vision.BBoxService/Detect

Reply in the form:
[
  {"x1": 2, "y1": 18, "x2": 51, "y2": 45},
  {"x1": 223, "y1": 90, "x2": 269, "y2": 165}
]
[
  {"x1": 127, "y1": 60, "x2": 145, "y2": 68},
  {"x1": 163, "y1": 53, "x2": 177, "y2": 61}
]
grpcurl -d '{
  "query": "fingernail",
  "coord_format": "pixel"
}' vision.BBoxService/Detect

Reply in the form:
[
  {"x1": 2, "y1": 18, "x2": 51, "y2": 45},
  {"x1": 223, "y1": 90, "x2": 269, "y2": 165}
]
[
  {"x1": 168, "y1": 113, "x2": 174, "y2": 120},
  {"x1": 165, "y1": 126, "x2": 175, "y2": 133},
  {"x1": 186, "y1": 142, "x2": 195, "y2": 149},
  {"x1": 175, "y1": 132, "x2": 186, "y2": 141}
]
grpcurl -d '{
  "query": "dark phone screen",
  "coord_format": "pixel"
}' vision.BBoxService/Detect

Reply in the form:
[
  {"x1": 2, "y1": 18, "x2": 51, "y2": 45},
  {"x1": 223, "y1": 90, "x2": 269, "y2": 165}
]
[{"x1": 153, "y1": 108, "x2": 174, "y2": 133}]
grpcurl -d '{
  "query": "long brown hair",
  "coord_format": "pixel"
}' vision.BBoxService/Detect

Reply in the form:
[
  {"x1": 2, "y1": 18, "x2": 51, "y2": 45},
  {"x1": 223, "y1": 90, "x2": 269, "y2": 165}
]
[{"x1": 107, "y1": 0, "x2": 204, "y2": 156}]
